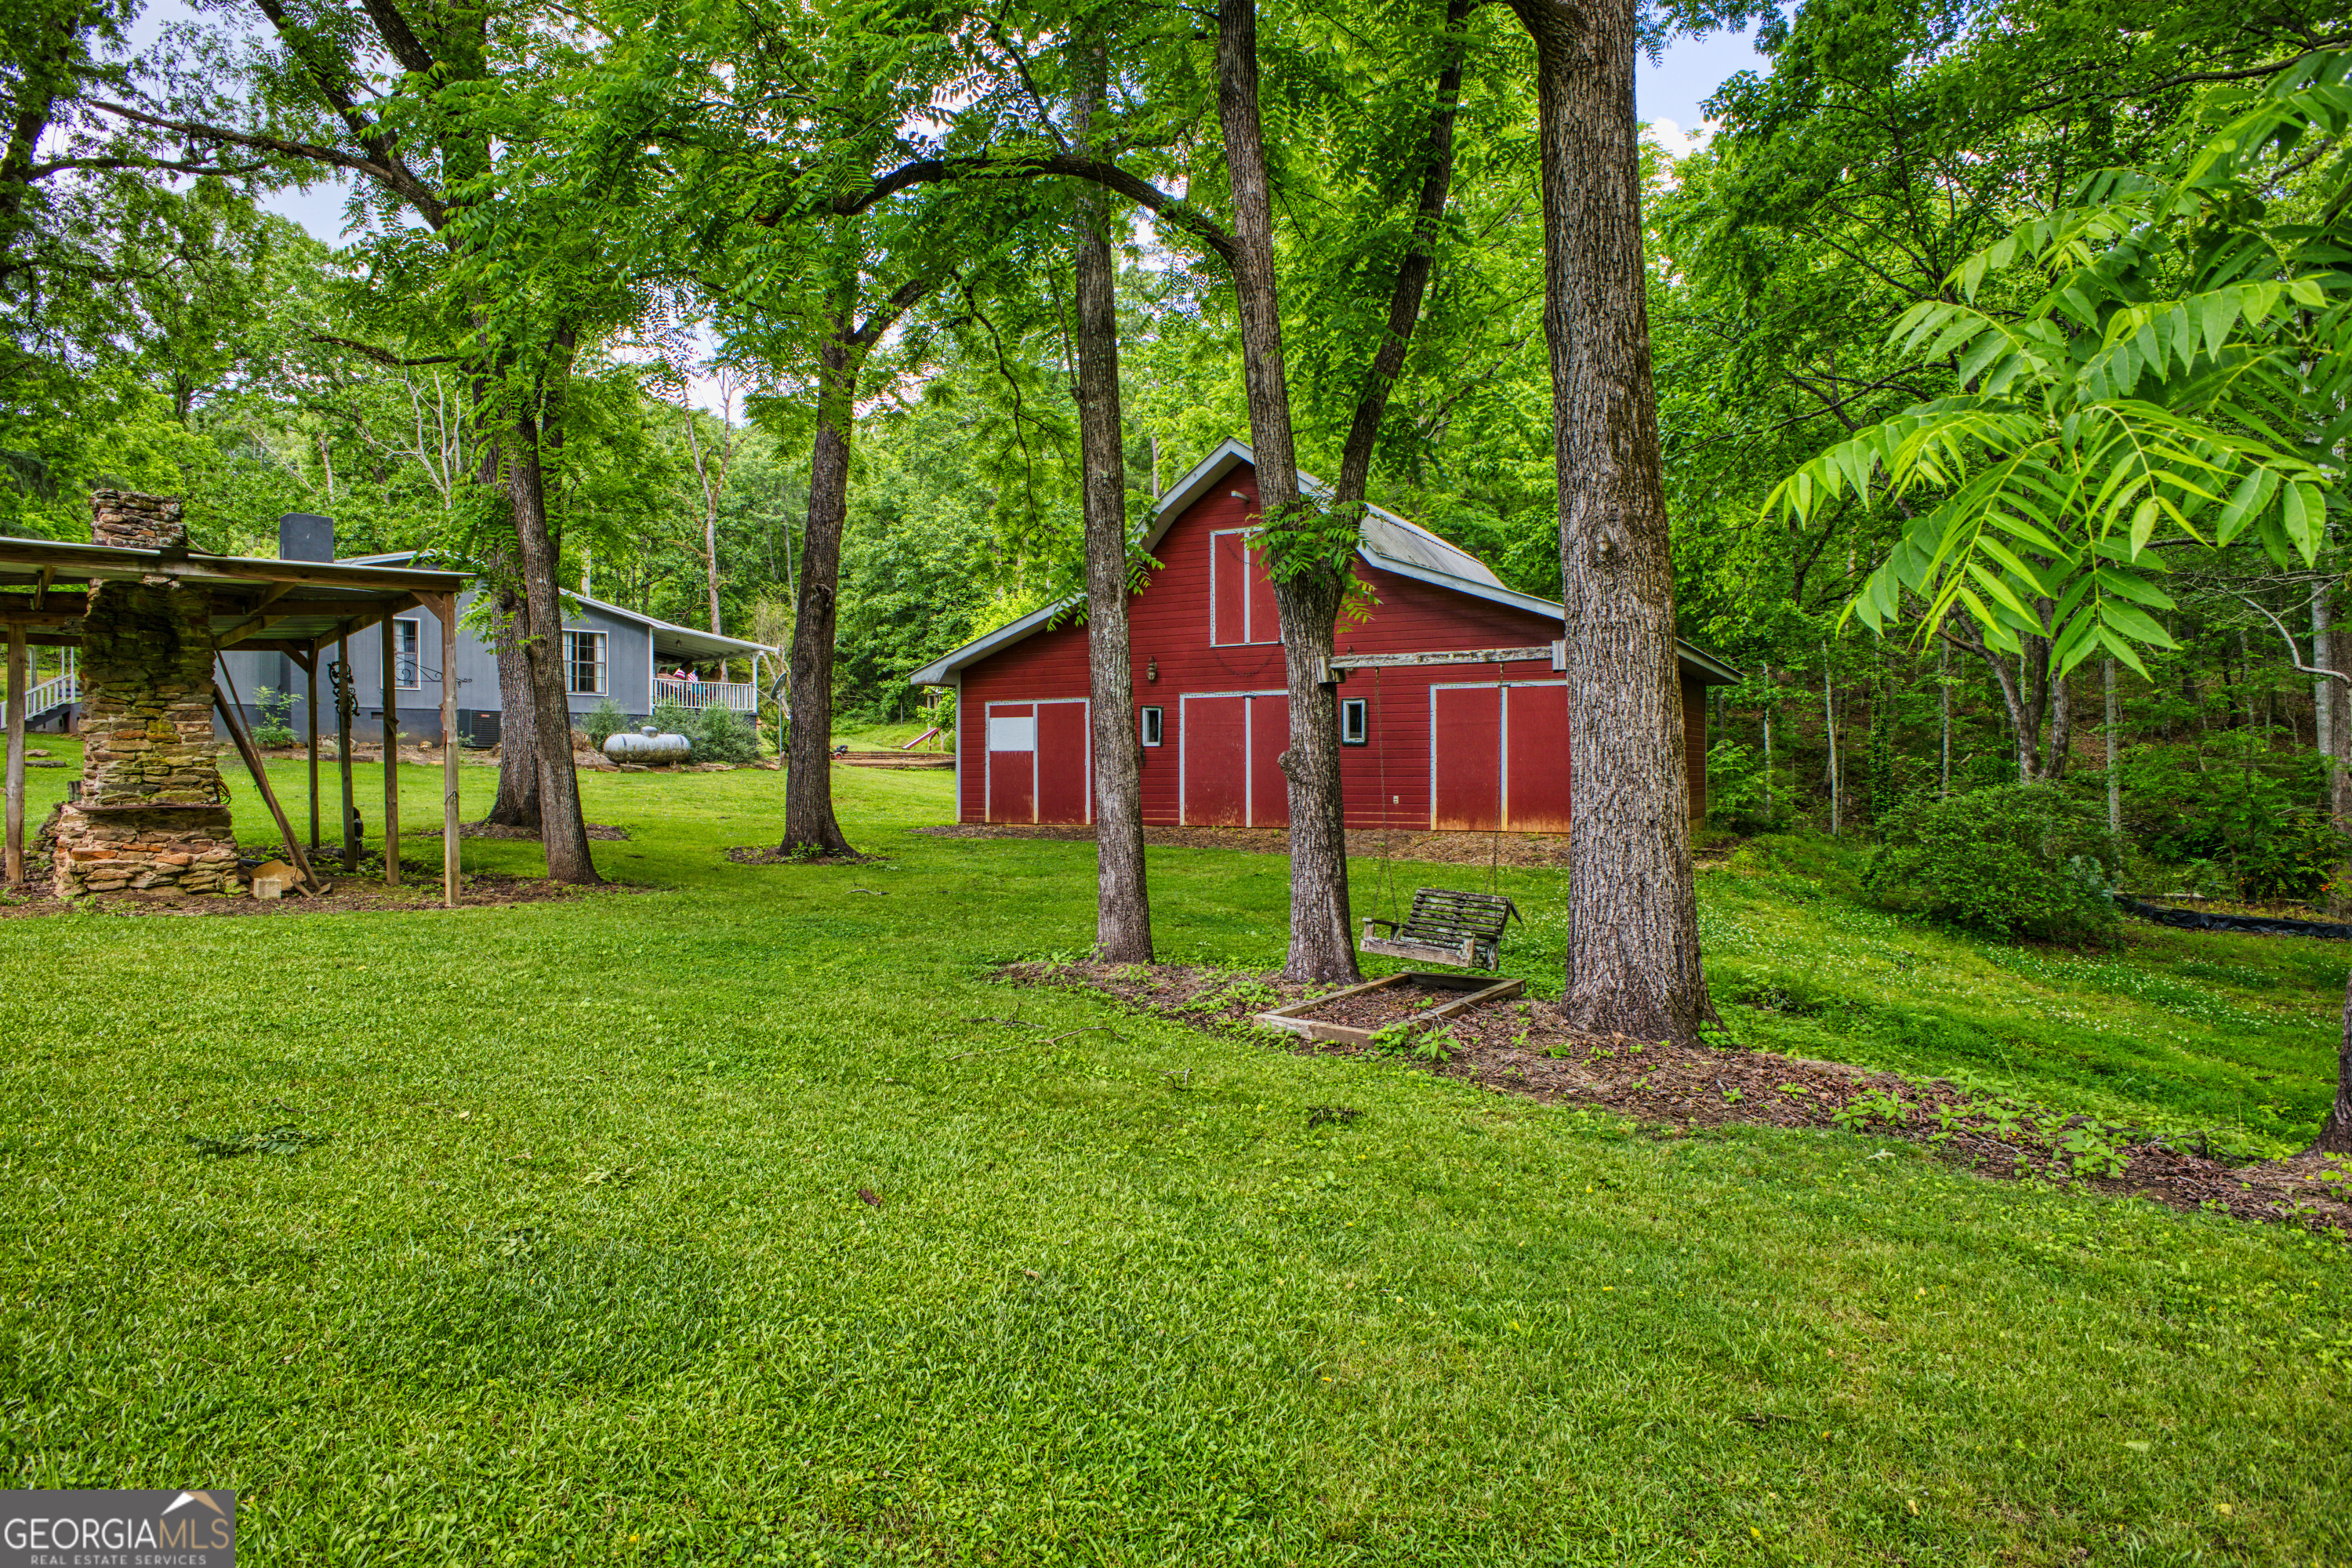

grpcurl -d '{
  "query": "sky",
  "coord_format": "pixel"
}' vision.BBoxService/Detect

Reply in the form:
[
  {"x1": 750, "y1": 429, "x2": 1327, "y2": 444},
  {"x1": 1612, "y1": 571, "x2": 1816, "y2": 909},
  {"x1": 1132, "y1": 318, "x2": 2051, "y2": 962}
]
[
  {"x1": 143, "y1": 10, "x2": 1770, "y2": 412},
  {"x1": 239, "y1": 23, "x2": 1771, "y2": 245}
]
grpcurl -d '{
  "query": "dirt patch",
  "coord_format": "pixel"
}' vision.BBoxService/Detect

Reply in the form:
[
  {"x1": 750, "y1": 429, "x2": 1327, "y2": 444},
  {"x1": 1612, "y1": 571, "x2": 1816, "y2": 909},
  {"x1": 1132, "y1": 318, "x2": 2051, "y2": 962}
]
[
  {"x1": 405, "y1": 821, "x2": 632, "y2": 842},
  {"x1": 1291, "y1": 982, "x2": 1461, "y2": 1031},
  {"x1": 1004, "y1": 960, "x2": 2352, "y2": 1239},
  {"x1": 916, "y1": 822, "x2": 1571, "y2": 868},
  {"x1": 0, "y1": 864, "x2": 630, "y2": 918},
  {"x1": 724, "y1": 844, "x2": 889, "y2": 867}
]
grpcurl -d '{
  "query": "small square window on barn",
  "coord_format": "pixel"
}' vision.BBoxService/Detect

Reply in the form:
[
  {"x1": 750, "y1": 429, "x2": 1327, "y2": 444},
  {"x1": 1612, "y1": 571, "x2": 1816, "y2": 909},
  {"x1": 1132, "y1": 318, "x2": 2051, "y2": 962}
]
[
  {"x1": 564, "y1": 630, "x2": 608, "y2": 695},
  {"x1": 1340, "y1": 697, "x2": 1369, "y2": 746},
  {"x1": 1140, "y1": 706, "x2": 1163, "y2": 746}
]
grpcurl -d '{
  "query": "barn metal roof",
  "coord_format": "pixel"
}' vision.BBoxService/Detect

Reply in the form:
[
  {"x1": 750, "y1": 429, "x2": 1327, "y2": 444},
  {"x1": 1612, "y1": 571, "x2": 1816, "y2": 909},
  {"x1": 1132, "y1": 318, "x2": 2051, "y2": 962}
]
[{"x1": 906, "y1": 440, "x2": 1742, "y2": 687}]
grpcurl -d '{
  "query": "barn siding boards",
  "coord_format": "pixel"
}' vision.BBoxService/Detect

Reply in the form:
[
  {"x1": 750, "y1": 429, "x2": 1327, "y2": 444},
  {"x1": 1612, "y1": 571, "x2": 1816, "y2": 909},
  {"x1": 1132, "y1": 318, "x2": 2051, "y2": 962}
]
[{"x1": 931, "y1": 453, "x2": 1730, "y2": 831}]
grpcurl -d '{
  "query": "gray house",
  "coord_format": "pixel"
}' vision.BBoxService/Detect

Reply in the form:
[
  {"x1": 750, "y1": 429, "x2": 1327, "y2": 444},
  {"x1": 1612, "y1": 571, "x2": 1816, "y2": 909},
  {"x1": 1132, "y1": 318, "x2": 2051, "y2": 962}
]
[{"x1": 213, "y1": 514, "x2": 776, "y2": 745}]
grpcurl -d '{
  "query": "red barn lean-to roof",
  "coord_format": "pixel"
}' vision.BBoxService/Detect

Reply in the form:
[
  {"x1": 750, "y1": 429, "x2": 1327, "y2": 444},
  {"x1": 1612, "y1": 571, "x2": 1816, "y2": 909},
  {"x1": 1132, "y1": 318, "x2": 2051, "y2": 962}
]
[{"x1": 908, "y1": 438, "x2": 1739, "y2": 833}]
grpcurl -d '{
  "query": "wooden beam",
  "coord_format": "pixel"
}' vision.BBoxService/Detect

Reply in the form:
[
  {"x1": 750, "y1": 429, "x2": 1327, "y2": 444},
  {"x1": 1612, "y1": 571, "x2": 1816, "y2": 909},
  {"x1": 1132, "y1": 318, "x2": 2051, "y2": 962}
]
[
  {"x1": 5, "y1": 622, "x2": 24, "y2": 889},
  {"x1": 381, "y1": 614, "x2": 400, "y2": 887},
  {"x1": 1323, "y1": 644, "x2": 1559, "y2": 673},
  {"x1": 0, "y1": 537, "x2": 467, "y2": 594},
  {"x1": 0, "y1": 604, "x2": 88, "y2": 627},
  {"x1": 32, "y1": 565, "x2": 53, "y2": 611},
  {"x1": 336, "y1": 634, "x2": 357, "y2": 873},
  {"x1": 293, "y1": 648, "x2": 318, "y2": 852},
  {"x1": 426, "y1": 593, "x2": 459, "y2": 908},
  {"x1": 209, "y1": 583, "x2": 294, "y2": 647},
  {"x1": 212, "y1": 671, "x2": 321, "y2": 894}
]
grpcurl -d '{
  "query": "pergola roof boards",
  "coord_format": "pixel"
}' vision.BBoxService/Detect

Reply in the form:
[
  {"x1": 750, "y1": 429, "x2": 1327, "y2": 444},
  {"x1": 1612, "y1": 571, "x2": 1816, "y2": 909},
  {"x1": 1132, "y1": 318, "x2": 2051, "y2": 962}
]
[{"x1": 0, "y1": 535, "x2": 467, "y2": 653}]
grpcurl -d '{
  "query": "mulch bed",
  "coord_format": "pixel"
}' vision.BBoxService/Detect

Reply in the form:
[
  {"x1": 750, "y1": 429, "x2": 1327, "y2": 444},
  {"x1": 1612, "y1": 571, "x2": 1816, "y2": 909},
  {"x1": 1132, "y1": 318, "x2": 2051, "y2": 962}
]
[
  {"x1": 1002, "y1": 960, "x2": 2352, "y2": 1239},
  {"x1": 1293, "y1": 982, "x2": 1461, "y2": 1031},
  {"x1": 405, "y1": 821, "x2": 632, "y2": 841},
  {"x1": 0, "y1": 865, "x2": 618, "y2": 919},
  {"x1": 724, "y1": 845, "x2": 890, "y2": 867},
  {"x1": 916, "y1": 822, "x2": 1573, "y2": 868}
]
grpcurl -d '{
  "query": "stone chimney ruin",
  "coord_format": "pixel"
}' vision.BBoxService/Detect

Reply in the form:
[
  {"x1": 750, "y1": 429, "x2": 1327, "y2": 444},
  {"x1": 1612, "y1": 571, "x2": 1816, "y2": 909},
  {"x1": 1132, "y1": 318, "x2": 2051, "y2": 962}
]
[{"x1": 48, "y1": 492, "x2": 241, "y2": 896}]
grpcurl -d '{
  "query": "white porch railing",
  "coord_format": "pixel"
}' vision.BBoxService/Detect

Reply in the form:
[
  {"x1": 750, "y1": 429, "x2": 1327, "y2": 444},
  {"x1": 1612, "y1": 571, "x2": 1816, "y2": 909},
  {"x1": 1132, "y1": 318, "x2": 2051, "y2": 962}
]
[
  {"x1": 1, "y1": 670, "x2": 78, "y2": 728},
  {"x1": 655, "y1": 676, "x2": 757, "y2": 713}
]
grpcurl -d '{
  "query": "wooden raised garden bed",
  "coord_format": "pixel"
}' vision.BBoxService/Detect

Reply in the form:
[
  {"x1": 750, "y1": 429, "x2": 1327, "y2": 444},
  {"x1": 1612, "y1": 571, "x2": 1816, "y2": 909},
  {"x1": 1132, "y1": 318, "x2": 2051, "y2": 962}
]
[{"x1": 1253, "y1": 971, "x2": 1525, "y2": 1045}]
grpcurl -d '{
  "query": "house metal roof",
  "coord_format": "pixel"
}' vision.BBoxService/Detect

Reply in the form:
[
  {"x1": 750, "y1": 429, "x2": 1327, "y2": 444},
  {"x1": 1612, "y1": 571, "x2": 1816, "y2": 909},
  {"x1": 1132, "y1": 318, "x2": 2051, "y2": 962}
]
[
  {"x1": 906, "y1": 440, "x2": 1742, "y2": 687},
  {"x1": 341, "y1": 552, "x2": 778, "y2": 659}
]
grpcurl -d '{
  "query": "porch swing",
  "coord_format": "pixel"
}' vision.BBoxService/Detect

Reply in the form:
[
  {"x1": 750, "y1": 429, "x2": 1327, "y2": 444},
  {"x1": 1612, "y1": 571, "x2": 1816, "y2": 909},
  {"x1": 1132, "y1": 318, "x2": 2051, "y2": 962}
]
[{"x1": 1330, "y1": 646, "x2": 1557, "y2": 974}]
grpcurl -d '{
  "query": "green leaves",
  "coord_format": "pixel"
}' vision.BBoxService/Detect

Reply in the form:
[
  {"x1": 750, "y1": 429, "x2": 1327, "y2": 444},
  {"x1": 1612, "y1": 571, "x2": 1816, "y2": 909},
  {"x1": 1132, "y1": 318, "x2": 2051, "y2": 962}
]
[{"x1": 1770, "y1": 55, "x2": 2352, "y2": 681}]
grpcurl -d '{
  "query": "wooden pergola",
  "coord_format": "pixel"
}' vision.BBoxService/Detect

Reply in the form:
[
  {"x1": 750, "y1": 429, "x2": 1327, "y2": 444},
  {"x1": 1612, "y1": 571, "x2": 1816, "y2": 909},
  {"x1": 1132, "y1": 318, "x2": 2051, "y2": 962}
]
[{"x1": 0, "y1": 535, "x2": 472, "y2": 905}]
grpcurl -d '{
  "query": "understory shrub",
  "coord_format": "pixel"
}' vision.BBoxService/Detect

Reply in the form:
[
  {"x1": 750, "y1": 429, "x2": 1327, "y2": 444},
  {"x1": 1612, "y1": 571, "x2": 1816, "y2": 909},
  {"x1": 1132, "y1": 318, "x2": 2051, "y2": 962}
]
[
  {"x1": 691, "y1": 704, "x2": 760, "y2": 764},
  {"x1": 644, "y1": 699, "x2": 760, "y2": 764},
  {"x1": 250, "y1": 687, "x2": 297, "y2": 750},
  {"x1": 584, "y1": 699, "x2": 629, "y2": 749},
  {"x1": 2116, "y1": 744, "x2": 2339, "y2": 901},
  {"x1": 1864, "y1": 784, "x2": 2118, "y2": 942}
]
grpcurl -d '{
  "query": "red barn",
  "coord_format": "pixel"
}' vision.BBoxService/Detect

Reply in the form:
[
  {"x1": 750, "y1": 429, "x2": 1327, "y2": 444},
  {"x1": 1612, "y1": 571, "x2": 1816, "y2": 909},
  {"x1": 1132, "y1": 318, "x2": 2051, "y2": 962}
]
[{"x1": 907, "y1": 439, "x2": 1738, "y2": 832}]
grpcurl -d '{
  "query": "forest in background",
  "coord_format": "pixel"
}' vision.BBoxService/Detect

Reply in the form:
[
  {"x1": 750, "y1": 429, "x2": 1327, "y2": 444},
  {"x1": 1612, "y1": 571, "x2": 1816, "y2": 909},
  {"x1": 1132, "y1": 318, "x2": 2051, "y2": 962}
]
[{"x1": 6, "y1": 0, "x2": 2350, "y2": 897}]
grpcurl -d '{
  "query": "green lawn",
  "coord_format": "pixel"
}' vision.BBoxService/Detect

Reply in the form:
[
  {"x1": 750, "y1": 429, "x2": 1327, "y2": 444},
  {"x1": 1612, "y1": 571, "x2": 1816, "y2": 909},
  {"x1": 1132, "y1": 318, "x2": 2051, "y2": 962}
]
[{"x1": 2, "y1": 749, "x2": 2347, "y2": 1564}]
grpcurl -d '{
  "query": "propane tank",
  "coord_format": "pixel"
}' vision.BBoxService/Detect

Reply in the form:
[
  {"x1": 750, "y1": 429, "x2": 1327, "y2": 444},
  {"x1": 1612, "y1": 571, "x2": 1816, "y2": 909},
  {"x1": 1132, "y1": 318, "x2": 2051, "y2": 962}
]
[{"x1": 604, "y1": 724, "x2": 692, "y2": 764}]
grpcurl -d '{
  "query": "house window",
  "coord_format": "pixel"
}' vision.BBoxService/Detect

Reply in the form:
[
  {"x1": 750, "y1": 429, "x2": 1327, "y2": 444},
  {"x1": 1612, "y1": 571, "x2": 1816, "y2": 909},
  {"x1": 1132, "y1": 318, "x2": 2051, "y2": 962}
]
[
  {"x1": 392, "y1": 617, "x2": 421, "y2": 689},
  {"x1": 1340, "y1": 697, "x2": 1369, "y2": 746},
  {"x1": 564, "y1": 630, "x2": 608, "y2": 695},
  {"x1": 1140, "y1": 706, "x2": 1163, "y2": 747}
]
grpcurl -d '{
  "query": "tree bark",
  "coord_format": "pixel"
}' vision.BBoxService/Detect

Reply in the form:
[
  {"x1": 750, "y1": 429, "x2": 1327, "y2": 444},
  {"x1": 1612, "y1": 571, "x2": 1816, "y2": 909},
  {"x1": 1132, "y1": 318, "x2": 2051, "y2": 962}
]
[
  {"x1": 482, "y1": 579, "x2": 540, "y2": 827},
  {"x1": 1073, "y1": 38, "x2": 1152, "y2": 963},
  {"x1": 780, "y1": 320, "x2": 860, "y2": 858},
  {"x1": 1216, "y1": 0, "x2": 1355, "y2": 984},
  {"x1": 2104, "y1": 657, "x2": 2121, "y2": 839},
  {"x1": 2332, "y1": 626, "x2": 2352, "y2": 829},
  {"x1": 506, "y1": 405, "x2": 601, "y2": 883},
  {"x1": 1509, "y1": 0, "x2": 1710, "y2": 1044},
  {"x1": 2313, "y1": 971, "x2": 2352, "y2": 1155}
]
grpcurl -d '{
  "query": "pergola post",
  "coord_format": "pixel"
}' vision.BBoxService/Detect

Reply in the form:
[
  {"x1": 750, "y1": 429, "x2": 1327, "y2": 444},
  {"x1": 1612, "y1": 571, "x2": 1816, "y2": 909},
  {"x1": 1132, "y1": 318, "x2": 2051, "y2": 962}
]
[
  {"x1": 5, "y1": 622, "x2": 25, "y2": 889},
  {"x1": 380, "y1": 613, "x2": 399, "y2": 886},
  {"x1": 433, "y1": 594, "x2": 459, "y2": 907},
  {"x1": 296, "y1": 649, "x2": 319, "y2": 851},
  {"x1": 336, "y1": 631, "x2": 357, "y2": 873}
]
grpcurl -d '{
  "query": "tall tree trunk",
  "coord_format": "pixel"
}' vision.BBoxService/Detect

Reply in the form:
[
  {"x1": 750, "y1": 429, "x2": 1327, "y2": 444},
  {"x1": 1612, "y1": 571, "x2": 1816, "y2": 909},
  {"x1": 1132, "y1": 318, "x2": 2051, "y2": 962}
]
[
  {"x1": 468, "y1": 397, "x2": 538, "y2": 829},
  {"x1": 507, "y1": 407, "x2": 601, "y2": 884},
  {"x1": 2316, "y1": 584, "x2": 2333, "y2": 797},
  {"x1": 2332, "y1": 625, "x2": 2352, "y2": 829},
  {"x1": 2104, "y1": 657, "x2": 2121, "y2": 838},
  {"x1": 1509, "y1": 0, "x2": 1709, "y2": 1044},
  {"x1": 2045, "y1": 669, "x2": 2074, "y2": 780},
  {"x1": 2313, "y1": 971, "x2": 2352, "y2": 1155},
  {"x1": 780, "y1": 321, "x2": 859, "y2": 858},
  {"x1": 483, "y1": 579, "x2": 540, "y2": 827},
  {"x1": 1215, "y1": 0, "x2": 1355, "y2": 983},
  {"x1": 1824, "y1": 648, "x2": 1839, "y2": 837},
  {"x1": 1940, "y1": 634, "x2": 1952, "y2": 797},
  {"x1": 1073, "y1": 40, "x2": 1152, "y2": 962}
]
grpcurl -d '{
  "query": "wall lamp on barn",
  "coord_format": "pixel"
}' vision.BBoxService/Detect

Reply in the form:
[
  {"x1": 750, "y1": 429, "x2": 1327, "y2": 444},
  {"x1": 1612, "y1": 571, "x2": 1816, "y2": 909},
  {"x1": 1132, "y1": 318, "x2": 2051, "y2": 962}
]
[{"x1": 1145, "y1": 658, "x2": 1158, "y2": 684}]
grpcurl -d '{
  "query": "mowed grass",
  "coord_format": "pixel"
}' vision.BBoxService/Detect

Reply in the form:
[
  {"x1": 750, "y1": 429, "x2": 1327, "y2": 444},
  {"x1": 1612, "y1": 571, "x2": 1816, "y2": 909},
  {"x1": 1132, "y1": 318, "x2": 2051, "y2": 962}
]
[{"x1": 2, "y1": 747, "x2": 2349, "y2": 1565}]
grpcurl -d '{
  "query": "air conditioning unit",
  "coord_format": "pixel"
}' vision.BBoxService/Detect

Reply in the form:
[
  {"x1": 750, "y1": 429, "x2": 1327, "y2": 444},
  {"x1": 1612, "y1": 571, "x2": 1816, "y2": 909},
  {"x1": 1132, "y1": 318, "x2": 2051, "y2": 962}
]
[{"x1": 459, "y1": 710, "x2": 502, "y2": 750}]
